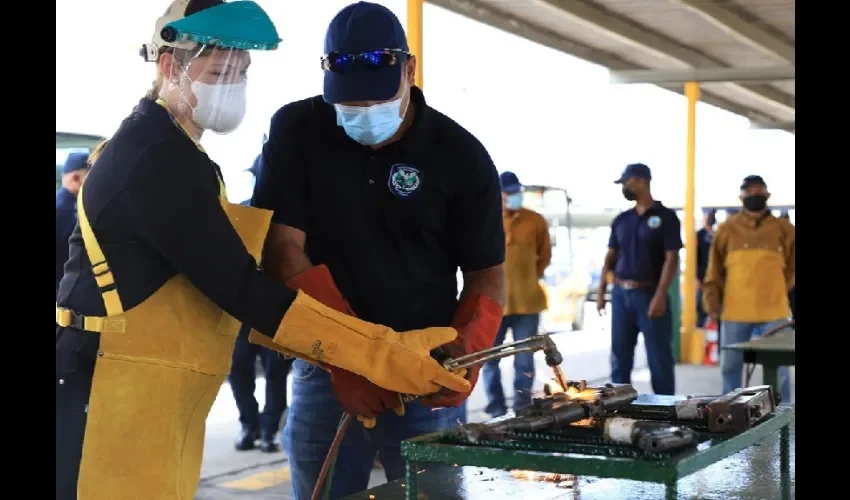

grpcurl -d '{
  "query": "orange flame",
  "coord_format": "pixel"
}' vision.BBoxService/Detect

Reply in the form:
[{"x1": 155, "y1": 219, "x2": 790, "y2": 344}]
[{"x1": 542, "y1": 379, "x2": 598, "y2": 401}]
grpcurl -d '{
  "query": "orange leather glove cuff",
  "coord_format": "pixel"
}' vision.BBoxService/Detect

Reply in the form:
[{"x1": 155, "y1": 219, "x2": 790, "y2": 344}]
[
  {"x1": 426, "y1": 294, "x2": 503, "y2": 407},
  {"x1": 285, "y1": 265, "x2": 404, "y2": 424},
  {"x1": 285, "y1": 265, "x2": 353, "y2": 315}
]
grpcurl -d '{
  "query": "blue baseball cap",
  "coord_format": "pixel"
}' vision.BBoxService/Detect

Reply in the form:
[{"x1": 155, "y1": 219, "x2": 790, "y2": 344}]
[
  {"x1": 740, "y1": 175, "x2": 767, "y2": 190},
  {"x1": 614, "y1": 163, "x2": 652, "y2": 184},
  {"x1": 500, "y1": 171, "x2": 522, "y2": 194},
  {"x1": 323, "y1": 2, "x2": 409, "y2": 104},
  {"x1": 63, "y1": 152, "x2": 90, "y2": 175}
]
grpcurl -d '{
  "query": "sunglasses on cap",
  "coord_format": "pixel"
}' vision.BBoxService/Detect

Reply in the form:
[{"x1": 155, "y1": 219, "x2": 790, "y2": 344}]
[{"x1": 320, "y1": 49, "x2": 410, "y2": 73}]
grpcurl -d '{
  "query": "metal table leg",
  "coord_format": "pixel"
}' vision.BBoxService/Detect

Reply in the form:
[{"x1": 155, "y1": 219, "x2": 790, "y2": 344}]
[
  {"x1": 761, "y1": 362, "x2": 780, "y2": 398},
  {"x1": 665, "y1": 481, "x2": 678, "y2": 500},
  {"x1": 405, "y1": 461, "x2": 418, "y2": 500},
  {"x1": 780, "y1": 424, "x2": 791, "y2": 500}
]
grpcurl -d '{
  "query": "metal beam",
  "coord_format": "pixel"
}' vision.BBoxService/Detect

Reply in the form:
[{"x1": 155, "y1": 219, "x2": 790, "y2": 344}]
[
  {"x1": 674, "y1": 0, "x2": 795, "y2": 63},
  {"x1": 427, "y1": 0, "x2": 788, "y2": 131},
  {"x1": 532, "y1": 0, "x2": 794, "y2": 119},
  {"x1": 610, "y1": 67, "x2": 794, "y2": 85},
  {"x1": 750, "y1": 120, "x2": 795, "y2": 133}
]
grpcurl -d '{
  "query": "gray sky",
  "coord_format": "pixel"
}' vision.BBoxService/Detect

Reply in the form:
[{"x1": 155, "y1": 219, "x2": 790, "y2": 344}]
[{"x1": 56, "y1": 0, "x2": 794, "y2": 207}]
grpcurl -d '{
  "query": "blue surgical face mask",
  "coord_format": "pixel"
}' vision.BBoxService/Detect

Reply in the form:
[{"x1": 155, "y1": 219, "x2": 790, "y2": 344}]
[
  {"x1": 505, "y1": 192, "x2": 523, "y2": 210},
  {"x1": 334, "y1": 87, "x2": 408, "y2": 146}
]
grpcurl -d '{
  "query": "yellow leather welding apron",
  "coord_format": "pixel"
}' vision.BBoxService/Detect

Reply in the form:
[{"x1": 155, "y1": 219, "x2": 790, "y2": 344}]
[{"x1": 57, "y1": 180, "x2": 272, "y2": 499}]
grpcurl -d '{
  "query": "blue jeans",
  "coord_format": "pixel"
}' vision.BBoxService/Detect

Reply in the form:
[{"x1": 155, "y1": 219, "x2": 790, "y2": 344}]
[
  {"x1": 283, "y1": 360, "x2": 466, "y2": 500},
  {"x1": 481, "y1": 314, "x2": 539, "y2": 416},
  {"x1": 610, "y1": 286, "x2": 676, "y2": 395},
  {"x1": 228, "y1": 325, "x2": 293, "y2": 437},
  {"x1": 721, "y1": 320, "x2": 792, "y2": 402}
]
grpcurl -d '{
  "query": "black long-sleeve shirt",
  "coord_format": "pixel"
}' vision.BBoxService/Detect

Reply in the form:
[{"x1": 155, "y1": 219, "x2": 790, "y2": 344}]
[
  {"x1": 696, "y1": 228, "x2": 715, "y2": 283},
  {"x1": 56, "y1": 98, "x2": 294, "y2": 373}
]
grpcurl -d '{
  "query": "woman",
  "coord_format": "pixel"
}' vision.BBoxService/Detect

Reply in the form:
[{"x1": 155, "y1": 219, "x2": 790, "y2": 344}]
[{"x1": 54, "y1": 2, "x2": 468, "y2": 499}]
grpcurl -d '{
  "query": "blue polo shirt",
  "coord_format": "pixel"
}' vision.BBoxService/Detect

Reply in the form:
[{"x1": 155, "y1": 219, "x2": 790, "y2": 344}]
[{"x1": 608, "y1": 201, "x2": 682, "y2": 283}]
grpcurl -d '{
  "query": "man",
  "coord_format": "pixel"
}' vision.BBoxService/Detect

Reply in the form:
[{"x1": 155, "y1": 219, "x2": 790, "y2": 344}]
[
  {"x1": 482, "y1": 171, "x2": 551, "y2": 417},
  {"x1": 229, "y1": 155, "x2": 293, "y2": 453},
  {"x1": 702, "y1": 175, "x2": 794, "y2": 402},
  {"x1": 55, "y1": 3, "x2": 469, "y2": 498},
  {"x1": 596, "y1": 163, "x2": 680, "y2": 395},
  {"x1": 695, "y1": 209, "x2": 717, "y2": 327},
  {"x1": 56, "y1": 152, "x2": 90, "y2": 295},
  {"x1": 252, "y1": 3, "x2": 506, "y2": 498}
]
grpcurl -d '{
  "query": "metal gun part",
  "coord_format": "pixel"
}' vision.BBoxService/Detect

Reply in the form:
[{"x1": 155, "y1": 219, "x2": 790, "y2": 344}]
[
  {"x1": 603, "y1": 418, "x2": 698, "y2": 453},
  {"x1": 617, "y1": 385, "x2": 778, "y2": 433},
  {"x1": 524, "y1": 383, "x2": 638, "y2": 415},
  {"x1": 704, "y1": 385, "x2": 777, "y2": 433},
  {"x1": 473, "y1": 383, "x2": 639, "y2": 437}
]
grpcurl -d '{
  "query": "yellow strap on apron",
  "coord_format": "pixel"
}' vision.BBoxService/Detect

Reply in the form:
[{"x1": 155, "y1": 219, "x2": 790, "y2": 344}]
[{"x1": 76, "y1": 183, "x2": 125, "y2": 317}]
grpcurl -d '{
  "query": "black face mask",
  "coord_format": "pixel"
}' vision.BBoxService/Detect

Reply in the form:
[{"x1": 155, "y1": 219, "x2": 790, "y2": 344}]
[
  {"x1": 742, "y1": 195, "x2": 767, "y2": 212},
  {"x1": 706, "y1": 216, "x2": 716, "y2": 227},
  {"x1": 622, "y1": 186, "x2": 637, "y2": 201}
]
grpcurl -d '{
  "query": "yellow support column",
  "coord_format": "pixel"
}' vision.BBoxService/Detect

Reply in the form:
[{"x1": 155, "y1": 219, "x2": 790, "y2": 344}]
[
  {"x1": 681, "y1": 82, "x2": 700, "y2": 358},
  {"x1": 407, "y1": 0, "x2": 424, "y2": 88}
]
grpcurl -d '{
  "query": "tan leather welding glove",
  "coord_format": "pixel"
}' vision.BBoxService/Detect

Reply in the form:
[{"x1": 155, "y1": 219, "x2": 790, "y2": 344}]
[{"x1": 264, "y1": 291, "x2": 471, "y2": 396}]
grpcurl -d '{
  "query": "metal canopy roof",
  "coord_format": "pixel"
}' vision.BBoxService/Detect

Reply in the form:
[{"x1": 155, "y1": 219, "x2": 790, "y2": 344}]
[{"x1": 430, "y1": 0, "x2": 795, "y2": 132}]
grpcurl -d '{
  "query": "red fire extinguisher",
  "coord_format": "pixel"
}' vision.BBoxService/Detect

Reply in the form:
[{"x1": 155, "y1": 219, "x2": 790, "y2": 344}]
[{"x1": 703, "y1": 319, "x2": 719, "y2": 366}]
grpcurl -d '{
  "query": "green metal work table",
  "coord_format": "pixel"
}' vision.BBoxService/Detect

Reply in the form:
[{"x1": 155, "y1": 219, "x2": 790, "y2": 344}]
[
  {"x1": 345, "y1": 406, "x2": 794, "y2": 500},
  {"x1": 725, "y1": 331, "x2": 795, "y2": 397}
]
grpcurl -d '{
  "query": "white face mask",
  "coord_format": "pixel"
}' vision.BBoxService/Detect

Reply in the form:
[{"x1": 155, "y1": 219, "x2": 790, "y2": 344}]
[{"x1": 190, "y1": 80, "x2": 247, "y2": 134}]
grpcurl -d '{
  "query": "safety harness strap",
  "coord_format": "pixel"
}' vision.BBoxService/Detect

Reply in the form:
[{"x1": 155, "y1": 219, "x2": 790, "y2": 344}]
[{"x1": 77, "y1": 184, "x2": 125, "y2": 317}]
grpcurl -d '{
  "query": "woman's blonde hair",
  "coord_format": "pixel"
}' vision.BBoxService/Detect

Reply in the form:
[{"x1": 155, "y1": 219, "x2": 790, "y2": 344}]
[{"x1": 87, "y1": 139, "x2": 110, "y2": 167}]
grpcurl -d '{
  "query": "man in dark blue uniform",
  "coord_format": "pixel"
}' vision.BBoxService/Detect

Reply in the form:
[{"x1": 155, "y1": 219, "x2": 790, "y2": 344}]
[
  {"x1": 253, "y1": 3, "x2": 506, "y2": 497},
  {"x1": 696, "y1": 209, "x2": 716, "y2": 327},
  {"x1": 229, "y1": 155, "x2": 293, "y2": 452},
  {"x1": 595, "y1": 163, "x2": 681, "y2": 395},
  {"x1": 56, "y1": 152, "x2": 90, "y2": 295}
]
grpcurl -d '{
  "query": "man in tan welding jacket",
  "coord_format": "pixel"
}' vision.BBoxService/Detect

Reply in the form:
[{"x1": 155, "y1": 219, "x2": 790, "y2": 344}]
[
  {"x1": 482, "y1": 171, "x2": 552, "y2": 417},
  {"x1": 702, "y1": 175, "x2": 794, "y2": 403}
]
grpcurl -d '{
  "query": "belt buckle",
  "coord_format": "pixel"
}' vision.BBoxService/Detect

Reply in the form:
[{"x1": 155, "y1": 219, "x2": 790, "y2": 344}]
[
  {"x1": 621, "y1": 281, "x2": 636, "y2": 290},
  {"x1": 61, "y1": 308, "x2": 85, "y2": 330}
]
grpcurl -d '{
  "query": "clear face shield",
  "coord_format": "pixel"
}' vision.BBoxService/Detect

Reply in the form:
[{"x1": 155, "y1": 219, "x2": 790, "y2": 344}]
[
  {"x1": 142, "y1": 0, "x2": 281, "y2": 135},
  {"x1": 159, "y1": 45, "x2": 251, "y2": 135}
]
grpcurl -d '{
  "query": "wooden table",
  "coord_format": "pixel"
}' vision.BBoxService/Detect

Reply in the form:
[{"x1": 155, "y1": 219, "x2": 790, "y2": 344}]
[{"x1": 724, "y1": 330, "x2": 795, "y2": 398}]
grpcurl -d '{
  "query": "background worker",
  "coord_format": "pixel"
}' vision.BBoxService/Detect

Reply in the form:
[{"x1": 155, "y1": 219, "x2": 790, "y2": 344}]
[
  {"x1": 482, "y1": 171, "x2": 551, "y2": 417},
  {"x1": 779, "y1": 211, "x2": 795, "y2": 320},
  {"x1": 56, "y1": 153, "x2": 90, "y2": 295},
  {"x1": 253, "y1": 3, "x2": 505, "y2": 498},
  {"x1": 702, "y1": 175, "x2": 794, "y2": 402},
  {"x1": 695, "y1": 209, "x2": 717, "y2": 327},
  {"x1": 596, "y1": 163, "x2": 681, "y2": 395},
  {"x1": 229, "y1": 155, "x2": 292, "y2": 453},
  {"x1": 55, "y1": 2, "x2": 467, "y2": 499}
]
